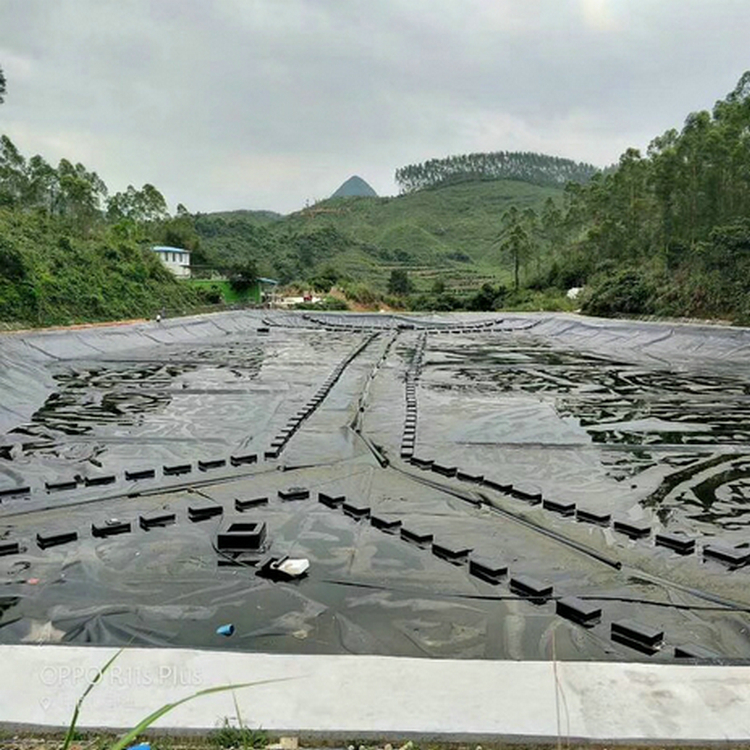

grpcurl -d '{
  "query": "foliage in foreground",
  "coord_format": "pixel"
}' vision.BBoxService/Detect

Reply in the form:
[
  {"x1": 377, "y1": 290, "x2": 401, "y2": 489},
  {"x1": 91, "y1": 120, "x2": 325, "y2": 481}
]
[{"x1": 59, "y1": 649, "x2": 284, "y2": 750}]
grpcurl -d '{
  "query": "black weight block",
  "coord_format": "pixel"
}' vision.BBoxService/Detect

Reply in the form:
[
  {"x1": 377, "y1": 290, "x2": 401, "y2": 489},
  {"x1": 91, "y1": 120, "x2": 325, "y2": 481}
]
[
  {"x1": 0, "y1": 486, "x2": 30, "y2": 498},
  {"x1": 510, "y1": 575, "x2": 553, "y2": 600},
  {"x1": 410, "y1": 457, "x2": 433, "y2": 470},
  {"x1": 125, "y1": 469, "x2": 156, "y2": 481},
  {"x1": 703, "y1": 543, "x2": 750, "y2": 568},
  {"x1": 230, "y1": 453, "x2": 257, "y2": 467},
  {"x1": 370, "y1": 514, "x2": 401, "y2": 532},
  {"x1": 342, "y1": 499, "x2": 370, "y2": 519},
  {"x1": 84, "y1": 475, "x2": 116, "y2": 487},
  {"x1": 431, "y1": 464, "x2": 457, "y2": 478},
  {"x1": 400, "y1": 525, "x2": 433, "y2": 545},
  {"x1": 674, "y1": 644, "x2": 721, "y2": 660},
  {"x1": 139, "y1": 512, "x2": 176, "y2": 530},
  {"x1": 0, "y1": 541, "x2": 20, "y2": 556},
  {"x1": 37, "y1": 531, "x2": 78, "y2": 550},
  {"x1": 613, "y1": 519, "x2": 651, "y2": 539},
  {"x1": 278, "y1": 487, "x2": 310, "y2": 501},
  {"x1": 45, "y1": 479, "x2": 77, "y2": 492},
  {"x1": 198, "y1": 459, "x2": 226, "y2": 472},
  {"x1": 188, "y1": 504, "x2": 223, "y2": 522},
  {"x1": 469, "y1": 555, "x2": 508, "y2": 583},
  {"x1": 512, "y1": 483, "x2": 543, "y2": 504},
  {"x1": 432, "y1": 540, "x2": 472, "y2": 563},
  {"x1": 318, "y1": 492, "x2": 345, "y2": 509},
  {"x1": 482, "y1": 478, "x2": 512, "y2": 493},
  {"x1": 163, "y1": 464, "x2": 191, "y2": 476},
  {"x1": 235, "y1": 496, "x2": 269, "y2": 511},
  {"x1": 556, "y1": 596, "x2": 602, "y2": 626},
  {"x1": 216, "y1": 520, "x2": 267, "y2": 551},
  {"x1": 611, "y1": 619, "x2": 663, "y2": 653},
  {"x1": 456, "y1": 471, "x2": 484, "y2": 483},
  {"x1": 543, "y1": 499, "x2": 576, "y2": 516},
  {"x1": 91, "y1": 521, "x2": 131, "y2": 538},
  {"x1": 655, "y1": 532, "x2": 695, "y2": 555},
  {"x1": 576, "y1": 508, "x2": 611, "y2": 526}
]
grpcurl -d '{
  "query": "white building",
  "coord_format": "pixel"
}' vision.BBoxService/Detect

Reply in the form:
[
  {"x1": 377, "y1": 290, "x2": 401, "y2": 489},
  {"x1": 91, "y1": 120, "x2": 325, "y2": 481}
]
[{"x1": 152, "y1": 246, "x2": 191, "y2": 278}]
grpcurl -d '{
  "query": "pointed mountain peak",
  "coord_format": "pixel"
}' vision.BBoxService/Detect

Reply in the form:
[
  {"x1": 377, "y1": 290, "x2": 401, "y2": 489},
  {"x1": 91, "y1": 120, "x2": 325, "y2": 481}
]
[{"x1": 331, "y1": 175, "x2": 378, "y2": 198}]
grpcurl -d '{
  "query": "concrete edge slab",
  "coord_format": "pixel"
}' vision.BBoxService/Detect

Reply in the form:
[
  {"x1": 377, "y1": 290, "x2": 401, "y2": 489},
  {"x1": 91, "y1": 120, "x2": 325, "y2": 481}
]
[{"x1": 1, "y1": 646, "x2": 749, "y2": 742}]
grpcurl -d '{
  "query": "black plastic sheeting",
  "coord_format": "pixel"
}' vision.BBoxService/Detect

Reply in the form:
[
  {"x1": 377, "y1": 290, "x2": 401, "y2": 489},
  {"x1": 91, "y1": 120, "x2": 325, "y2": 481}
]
[{"x1": 2, "y1": 310, "x2": 750, "y2": 663}]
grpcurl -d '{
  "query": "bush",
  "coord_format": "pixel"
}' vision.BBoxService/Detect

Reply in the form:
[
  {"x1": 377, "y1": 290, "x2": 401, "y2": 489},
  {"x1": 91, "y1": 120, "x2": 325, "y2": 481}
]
[
  {"x1": 581, "y1": 268, "x2": 657, "y2": 317},
  {"x1": 294, "y1": 296, "x2": 349, "y2": 311}
]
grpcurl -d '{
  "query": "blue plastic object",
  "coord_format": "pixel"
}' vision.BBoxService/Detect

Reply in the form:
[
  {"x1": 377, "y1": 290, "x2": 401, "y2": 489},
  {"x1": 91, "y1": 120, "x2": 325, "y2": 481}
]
[{"x1": 216, "y1": 623, "x2": 235, "y2": 637}]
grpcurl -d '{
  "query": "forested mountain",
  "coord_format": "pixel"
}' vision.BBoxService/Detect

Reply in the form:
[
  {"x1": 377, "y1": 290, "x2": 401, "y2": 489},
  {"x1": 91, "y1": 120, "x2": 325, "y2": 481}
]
[
  {"x1": 395, "y1": 151, "x2": 599, "y2": 192},
  {"x1": 193, "y1": 179, "x2": 560, "y2": 290}
]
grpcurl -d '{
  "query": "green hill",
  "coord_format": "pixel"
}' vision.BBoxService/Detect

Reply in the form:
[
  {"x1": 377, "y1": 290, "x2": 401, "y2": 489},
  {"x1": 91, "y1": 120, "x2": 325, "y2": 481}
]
[{"x1": 195, "y1": 179, "x2": 561, "y2": 292}]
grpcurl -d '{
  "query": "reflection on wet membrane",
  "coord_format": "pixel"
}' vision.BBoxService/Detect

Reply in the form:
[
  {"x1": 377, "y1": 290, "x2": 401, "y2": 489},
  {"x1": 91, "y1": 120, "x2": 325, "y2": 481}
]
[
  {"x1": 4, "y1": 342, "x2": 265, "y2": 458},
  {"x1": 424, "y1": 334, "x2": 750, "y2": 530}
]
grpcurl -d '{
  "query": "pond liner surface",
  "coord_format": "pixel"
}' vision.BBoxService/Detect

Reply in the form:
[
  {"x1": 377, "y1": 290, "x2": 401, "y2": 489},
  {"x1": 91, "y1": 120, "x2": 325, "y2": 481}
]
[{"x1": 4, "y1": 311, "x2": 750, "y2": 661}]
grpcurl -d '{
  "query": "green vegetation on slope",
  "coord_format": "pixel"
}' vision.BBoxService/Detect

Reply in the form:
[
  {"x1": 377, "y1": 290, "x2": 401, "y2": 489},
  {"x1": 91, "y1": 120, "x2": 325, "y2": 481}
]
[
  {"x1": 0, "y1": 210, "x2": 200, "y2": 325},
  {"x1": 552, "y1": 71, "x2": 750, "y2": 322},
  {"x1": 192, "y1": 178, "x2": 562, "y2": 294},
  {"x1": 0, "y1": 132, "x2": 207, "y2": 325}
]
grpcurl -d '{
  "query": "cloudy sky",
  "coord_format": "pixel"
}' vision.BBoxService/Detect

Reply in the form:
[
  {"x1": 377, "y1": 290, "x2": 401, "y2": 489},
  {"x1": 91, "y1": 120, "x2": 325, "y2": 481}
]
[{"x1": 1, "y1": 0, "x2": 749, "y2": 214}]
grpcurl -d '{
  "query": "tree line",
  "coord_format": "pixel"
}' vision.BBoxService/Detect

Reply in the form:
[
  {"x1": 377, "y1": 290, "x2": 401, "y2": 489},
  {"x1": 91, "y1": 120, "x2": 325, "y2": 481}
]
[
  {"x1": 394, "y1": 151, "x2": 599, "y2": 193},
  {"x1": 544, "y1": 71, "x2": 750, "y2": 321},
  {"x1": 0, "y1": 63, "x2": 205, "y2": 325}
]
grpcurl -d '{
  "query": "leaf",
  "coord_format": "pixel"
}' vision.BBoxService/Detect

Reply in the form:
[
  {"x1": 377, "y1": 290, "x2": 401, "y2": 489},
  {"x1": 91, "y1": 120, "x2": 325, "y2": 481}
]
[
  {"x1": 107, "y1": 678, "x2": 291, "y2": 750},
  {"x1": 62, "y1": 647, "x2": 124, "y2": 750}
]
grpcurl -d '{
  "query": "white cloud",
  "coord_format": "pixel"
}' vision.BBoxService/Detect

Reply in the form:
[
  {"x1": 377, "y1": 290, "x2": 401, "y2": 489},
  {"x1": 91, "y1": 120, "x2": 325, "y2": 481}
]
[{"x1": 1, "y1": 0, "x2": 749, "y2": 213}]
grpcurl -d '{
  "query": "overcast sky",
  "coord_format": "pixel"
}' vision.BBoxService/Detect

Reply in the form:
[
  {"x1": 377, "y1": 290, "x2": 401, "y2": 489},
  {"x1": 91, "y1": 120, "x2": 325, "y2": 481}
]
[{"x1": 1, "y1": 0, "x2": 749, "y2": 214}]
